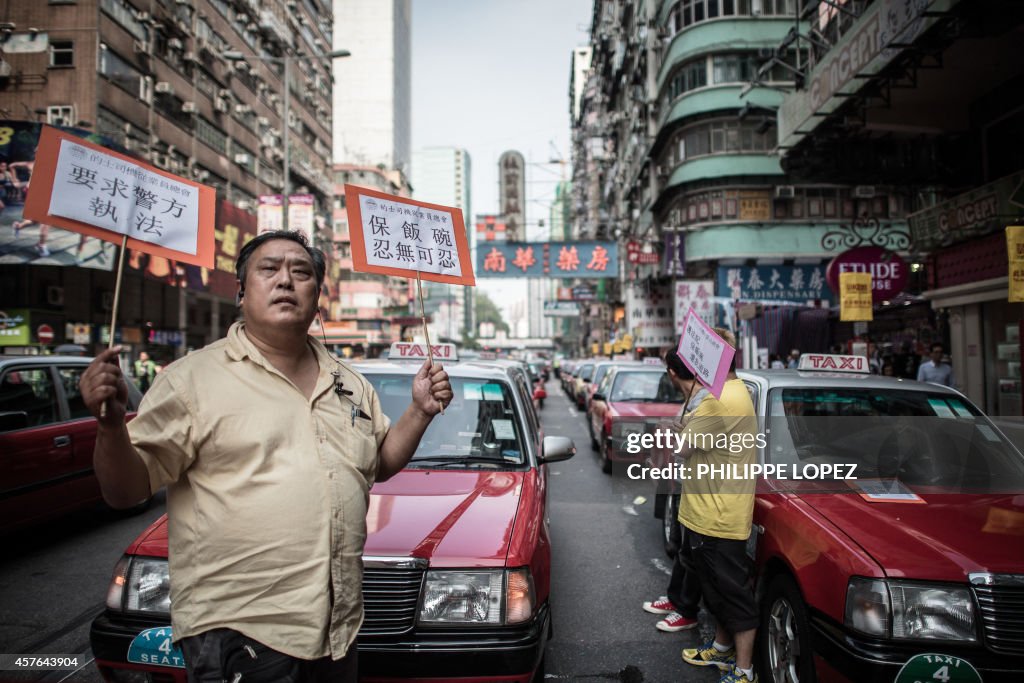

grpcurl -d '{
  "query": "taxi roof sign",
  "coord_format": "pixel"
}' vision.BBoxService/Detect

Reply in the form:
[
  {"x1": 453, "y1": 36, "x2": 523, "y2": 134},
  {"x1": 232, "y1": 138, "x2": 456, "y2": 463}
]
[
  {"x1": 797, "y1": 353, "x2": 869, "y2": 373},
  {"x1": 388, "y1": 342, "x2": 458, "y2": 361}
]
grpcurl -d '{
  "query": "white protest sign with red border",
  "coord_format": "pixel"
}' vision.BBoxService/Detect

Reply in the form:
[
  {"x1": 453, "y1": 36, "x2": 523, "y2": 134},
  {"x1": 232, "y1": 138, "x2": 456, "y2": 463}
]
[
  {"x1": 344, "y1": 184, "x2": 475, "y2": 286},
  {"x1": 23, "y1": 126, "x2": 216, "y2": 267},
  {"x1": 677, "y1": 307, "x2": 735, "y2": 400}
]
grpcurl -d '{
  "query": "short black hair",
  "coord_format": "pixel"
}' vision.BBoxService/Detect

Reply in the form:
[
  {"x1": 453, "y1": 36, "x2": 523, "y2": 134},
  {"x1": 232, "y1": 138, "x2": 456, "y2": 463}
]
[
  {"x1": 664, "y1": 347, "x2": 695, "y2": 380},
  {"x1": 235, "y1": 230, "x2": 326, "y2": 291},
  {"x1": 931, "y1": 343, "x2": 944, "y2": 353}
]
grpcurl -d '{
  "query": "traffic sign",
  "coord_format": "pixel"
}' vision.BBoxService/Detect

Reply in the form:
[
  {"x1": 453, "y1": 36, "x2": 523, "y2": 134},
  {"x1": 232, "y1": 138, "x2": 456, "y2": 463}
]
[{"x1": 36, "y1": 324, "x2": 54, "y2": 344}]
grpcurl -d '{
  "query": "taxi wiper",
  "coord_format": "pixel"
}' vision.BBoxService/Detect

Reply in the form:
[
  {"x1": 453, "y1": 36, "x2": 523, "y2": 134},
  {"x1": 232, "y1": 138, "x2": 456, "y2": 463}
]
[{"x1": 409, "y1": 455, "x2": 515, "y2": 467}]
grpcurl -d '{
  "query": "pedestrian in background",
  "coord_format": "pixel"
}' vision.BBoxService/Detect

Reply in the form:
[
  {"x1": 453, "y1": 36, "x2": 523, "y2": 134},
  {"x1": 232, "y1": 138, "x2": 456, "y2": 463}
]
[
  {"x1": 917, "y1": 342, "x2": 954, "y2": 386},
  {"x1": 133, "y1": 351, "x2": 157, "y2": 393},
  {"x1": 80, "y1": 230, "x2": 452, "y2": 683},
  {"x1": 641, "y1": 349, "x2": 708, "y2": 633}
]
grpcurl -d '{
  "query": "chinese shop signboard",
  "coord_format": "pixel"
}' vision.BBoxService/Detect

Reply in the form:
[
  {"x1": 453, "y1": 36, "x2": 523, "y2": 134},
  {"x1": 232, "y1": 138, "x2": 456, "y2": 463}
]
[
  {"x1": 674, "y1": 280, "x2": 715, "y2": 333},
  {"x1": 718, "y1": 265, "x2": 833, "y2": 304},
  {"x1": 476, "y1": 241, "x2": 618, "y2": 279},
  {"x1": 627, "y1": 283, "x2": 675, "y2": 348}
]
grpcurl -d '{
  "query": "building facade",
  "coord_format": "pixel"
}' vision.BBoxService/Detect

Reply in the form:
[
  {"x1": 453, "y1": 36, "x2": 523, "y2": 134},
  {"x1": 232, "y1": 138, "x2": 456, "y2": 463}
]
[
  {"x1": 572, "y1": 0, "x2": 915, "y2": 361},
  {"x1": 774, "y1": 0, "x2": 1024, "y2": 416},
  {"x1": 331, "y1": 0, "x2": 411, "y2": 172},
  {"x1": 0, "y1": 0, "x2": 335, "y2": 362}
]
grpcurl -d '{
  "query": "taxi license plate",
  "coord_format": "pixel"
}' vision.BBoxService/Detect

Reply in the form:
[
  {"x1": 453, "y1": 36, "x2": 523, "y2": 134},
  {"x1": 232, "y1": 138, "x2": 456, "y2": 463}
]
[{"x1": 127, "y1": 626, "x2": 186, "y2": 668}]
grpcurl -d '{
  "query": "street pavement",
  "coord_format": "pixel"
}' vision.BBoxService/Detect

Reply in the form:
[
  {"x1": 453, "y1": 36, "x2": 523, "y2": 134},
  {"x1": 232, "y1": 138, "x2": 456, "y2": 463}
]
[{"x1": 542, "y1": 379, "x2": 720, "y2": 682}]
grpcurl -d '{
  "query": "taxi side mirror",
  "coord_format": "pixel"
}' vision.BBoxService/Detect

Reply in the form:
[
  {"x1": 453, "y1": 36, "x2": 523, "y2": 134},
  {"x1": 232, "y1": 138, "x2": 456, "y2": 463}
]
[{"x1": 540, "y1": 436, "x2": 575, "y2": 464}]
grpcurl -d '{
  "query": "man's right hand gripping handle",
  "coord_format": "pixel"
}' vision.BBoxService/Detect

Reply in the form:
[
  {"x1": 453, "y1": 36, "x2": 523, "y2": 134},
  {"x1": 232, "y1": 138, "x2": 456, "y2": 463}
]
[{"x1": 82, "y1": 346, "x2": 152, "y2": 508}]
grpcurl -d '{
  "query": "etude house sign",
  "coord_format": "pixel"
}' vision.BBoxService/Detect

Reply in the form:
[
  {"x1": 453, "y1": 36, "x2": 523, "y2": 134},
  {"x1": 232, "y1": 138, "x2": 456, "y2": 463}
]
[{"x1": 825, "y1": 246, "x2": 908, "y2": 303}]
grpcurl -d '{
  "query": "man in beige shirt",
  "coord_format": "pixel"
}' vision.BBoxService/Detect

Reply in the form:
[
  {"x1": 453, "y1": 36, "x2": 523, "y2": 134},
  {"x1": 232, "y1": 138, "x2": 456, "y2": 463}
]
[{"x1": 81, "y1": 230, "x2": 453, "y2": 683}]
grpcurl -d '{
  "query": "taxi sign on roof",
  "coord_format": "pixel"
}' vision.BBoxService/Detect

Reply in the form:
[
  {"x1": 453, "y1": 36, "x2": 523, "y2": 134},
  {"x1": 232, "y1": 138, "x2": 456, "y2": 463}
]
[
  {"x1": 798, "y1": 353, "x2": 869, "y2": 373},
  {"x1": 389, "y1": 342, "x2": 458, "y2": 361}
]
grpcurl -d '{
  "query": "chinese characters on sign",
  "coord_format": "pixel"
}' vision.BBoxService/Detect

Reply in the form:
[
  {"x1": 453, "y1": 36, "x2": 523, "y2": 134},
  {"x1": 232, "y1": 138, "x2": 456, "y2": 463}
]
[
  {"x1": 49, "y1": 139, "x2": 200, "y2": 255},
  {"x1": 1007, "y1": 226, "x2": 1024, "y2": 303},
  {"x1": 475, "y1": 242, "x2": 618, "y2": 278},
  {"x1": 344, "y1": 184, "x2": 474, "y2": 286},
  {"x1": 258, "y1": 194, "x2": 283, "y2": 232},
  {"x1": 839, "y1": 272, "x2": 873, "y2": 322},
  {"x1": 499, "y1": 151, "x2": 525, "y2": 240},
  {"x1": 718, "y1": 265, "x2": 833, "y2": 304},
  {"x1": 627, "y1": 283, "x2": 675, "y2": 348},
  {"x1": 674, "y1": 280, "x2": 715, "y2": 333},
  {"x1": 677, "y1": 308, "x2": 735, "y2": 400}
]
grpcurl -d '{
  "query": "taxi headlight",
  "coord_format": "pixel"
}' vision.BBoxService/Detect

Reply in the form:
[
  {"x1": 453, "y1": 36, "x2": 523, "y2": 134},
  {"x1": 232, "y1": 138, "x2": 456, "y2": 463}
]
[
  {"x1": 124, "y1": 557, "x2": 172, "y2": 615},
  {"x1": 418, "y1": 568, "x2": 535, "y2": 625},
  {"x1": 889, "y1": 582, "x2": 976, "y2": 642},
  {"x1": 845, "y1": 578, "x2": 975, "y2": 641}
]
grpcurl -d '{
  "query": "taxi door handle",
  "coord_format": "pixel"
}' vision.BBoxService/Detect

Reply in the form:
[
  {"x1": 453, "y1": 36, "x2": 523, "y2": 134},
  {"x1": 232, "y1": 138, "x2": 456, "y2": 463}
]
[{"x1": 53, "y1": 435, "x2": 71, "y2": 448}]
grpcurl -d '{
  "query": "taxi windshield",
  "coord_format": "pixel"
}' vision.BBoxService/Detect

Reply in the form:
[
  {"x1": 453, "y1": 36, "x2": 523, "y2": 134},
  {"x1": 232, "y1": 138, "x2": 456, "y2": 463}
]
[
  {"x1": 767, "y1": 388, "x2": 1024, "y2": 493},
  {"x1": 609, "y1": 371, "x2": 685, "y2": 403},
  {"x1": 365, "y1": 375, "x2": 527, "y2": 468}
]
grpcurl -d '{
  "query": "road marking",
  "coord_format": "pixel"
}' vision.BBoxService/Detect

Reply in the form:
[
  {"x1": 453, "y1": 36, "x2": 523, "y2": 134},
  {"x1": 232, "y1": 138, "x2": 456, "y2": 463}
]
[{"x1": 650, "y1": 558, "x2": 673, "y2": 576}]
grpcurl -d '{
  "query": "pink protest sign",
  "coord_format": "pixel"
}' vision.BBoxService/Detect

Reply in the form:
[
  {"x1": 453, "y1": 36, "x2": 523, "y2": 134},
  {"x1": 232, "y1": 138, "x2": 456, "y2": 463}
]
[{"x1": 677, "y1": 308, "x2": 735, "y2": 400}]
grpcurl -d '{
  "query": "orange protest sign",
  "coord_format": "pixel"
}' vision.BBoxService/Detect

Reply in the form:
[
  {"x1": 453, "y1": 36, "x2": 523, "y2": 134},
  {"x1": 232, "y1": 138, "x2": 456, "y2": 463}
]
[
  {"x1": 344, "y1": 184, "x2": 475, "y2": 286},
  {"x1": 23, "y1": 125, "x2": 216, "y2": 268}
]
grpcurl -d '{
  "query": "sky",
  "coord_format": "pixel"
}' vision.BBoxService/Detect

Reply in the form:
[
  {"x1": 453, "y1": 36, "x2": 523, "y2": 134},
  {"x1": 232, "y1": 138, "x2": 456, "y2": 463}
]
[{"x1": 410, "y1": 0, "x2": 593, "y2": 331}]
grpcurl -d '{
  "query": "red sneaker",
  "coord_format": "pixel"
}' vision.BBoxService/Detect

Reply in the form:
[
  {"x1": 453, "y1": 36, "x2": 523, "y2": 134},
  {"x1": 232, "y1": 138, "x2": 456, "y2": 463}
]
[
  {"x1": 642, "y1": 596, "x2": 676, "y2": 615},
  {"x1": 657, "y1": 612, "x2": 699, "y2": 632}
]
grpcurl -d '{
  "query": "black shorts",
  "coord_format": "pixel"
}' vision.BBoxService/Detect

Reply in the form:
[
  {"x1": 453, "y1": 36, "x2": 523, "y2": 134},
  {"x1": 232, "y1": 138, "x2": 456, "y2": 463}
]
[
  {"x1": 179, "y1": 628, "x2": 358, "y2": 683},
  {"x1": 685, "y1": 528, "x2": 759, "y2": 633}
]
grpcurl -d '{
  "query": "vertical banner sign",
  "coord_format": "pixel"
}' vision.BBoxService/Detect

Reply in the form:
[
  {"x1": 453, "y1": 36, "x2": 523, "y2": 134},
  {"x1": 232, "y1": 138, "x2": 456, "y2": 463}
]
[
  {"x1": 626, "y1": 283, "x2": 675, "y2": 348},
  {"x1": 674, "y1": 280, "x2": 715, "y2": 333},
  {"x1": 287, "y1": 194, "x2": 315, "y2": 243},
  {"x1": 839, "y1": 271, "x2": 873, "y2": 322},
  {"x1": 258, "y1": 194, "x2": 284, "y2": 232},
  {"x1": 344, "y1": 184, "x2": 475, "y2": 286},
  {"x1": 23, "y1": 126, "x2": 216, "y2": 267},
  {"x1": 498, "y1": 151, "x2": 525, "y2": 241},
  {"x1": 1007, "y1": 226, "x2": 1024, "y2": 302},
  {"x1": 677, "y1": 308, "x2": 735, "y2": 400}
]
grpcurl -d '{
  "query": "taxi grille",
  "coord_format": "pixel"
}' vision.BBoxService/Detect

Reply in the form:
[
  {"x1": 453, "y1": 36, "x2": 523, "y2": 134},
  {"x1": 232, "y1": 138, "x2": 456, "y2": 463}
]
[
  {"x1": 359, "y1": 565, "x2": 425, "y2": 636},
  {"x1": 973, "y1": 585, "x2": 1024, "y2": 655}
]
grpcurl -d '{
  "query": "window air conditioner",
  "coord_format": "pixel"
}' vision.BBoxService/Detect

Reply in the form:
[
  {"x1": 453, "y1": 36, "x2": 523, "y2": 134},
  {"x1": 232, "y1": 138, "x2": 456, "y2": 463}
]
[
  {"x1": 182, "y1": 101, "x2": 198, "y2": 113},
  {"x1": 154, "y1": 81, "x2": 174, "y2": 94},
  {"x1": 853, "y1": 185, "x2": 876, "y2": 198},
  {"x1": 775, "y1": 185, "x2": 795, "y2": 198}
]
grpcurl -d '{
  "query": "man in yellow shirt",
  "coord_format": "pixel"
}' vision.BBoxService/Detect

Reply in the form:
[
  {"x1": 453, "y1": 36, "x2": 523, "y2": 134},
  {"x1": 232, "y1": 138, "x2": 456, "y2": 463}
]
[{"x1": 666, "y1": 329, "x2": 759, "y2": 683}]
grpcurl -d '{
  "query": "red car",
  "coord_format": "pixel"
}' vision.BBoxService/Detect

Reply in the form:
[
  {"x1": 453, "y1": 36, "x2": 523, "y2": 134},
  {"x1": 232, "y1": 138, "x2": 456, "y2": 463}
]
[
  {"x1": 0, "y1": 354, "x2": 143, "y2": 534},
  {"x1": 90, "y1": 346, "x2": 575, "y2": 682},
  {"x1": 652, "y1": 355, "x2": 1024, "y2": 683},
  {"x1": 587, "y1": 365, "x2": 686, "y2": 474}
]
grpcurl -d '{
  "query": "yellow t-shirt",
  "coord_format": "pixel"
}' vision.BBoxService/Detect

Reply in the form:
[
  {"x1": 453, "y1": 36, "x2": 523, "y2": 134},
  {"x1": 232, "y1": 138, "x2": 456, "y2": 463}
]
[{"x1": 676, "y1": 378, "x2": 757, "y2": 540}]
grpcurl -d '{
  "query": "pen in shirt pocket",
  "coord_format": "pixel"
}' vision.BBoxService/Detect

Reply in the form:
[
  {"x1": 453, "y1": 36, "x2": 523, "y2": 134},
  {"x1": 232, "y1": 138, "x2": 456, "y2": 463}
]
[{"x1": 350, "y1": 405, "x2": 371, "y2": 426}]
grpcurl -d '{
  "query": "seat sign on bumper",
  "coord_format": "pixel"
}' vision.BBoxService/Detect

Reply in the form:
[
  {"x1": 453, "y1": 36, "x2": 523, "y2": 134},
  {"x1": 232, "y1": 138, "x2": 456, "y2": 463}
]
[
  {"x1": 894, "y1": 654, "x2": 981, "y2": 683},
  {"x1": 127, "y1": 626, "x2": 185, "y2": 669}
]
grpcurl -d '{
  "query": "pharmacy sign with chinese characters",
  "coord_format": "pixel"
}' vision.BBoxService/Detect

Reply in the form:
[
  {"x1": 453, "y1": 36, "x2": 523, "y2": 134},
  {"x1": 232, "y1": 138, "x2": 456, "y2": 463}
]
[
  {"x1": 476, "y1": 241, "x2": 618, "y2": 279},
  {"x1": 24, "y1": 126, "x2": 216, "y2": 267},
  {"x1": 718, "y1": 265, "x2": 833, "y2": 304},
  {"x1": 344, "y1": 184, "x2": 474, "y2": 286}
]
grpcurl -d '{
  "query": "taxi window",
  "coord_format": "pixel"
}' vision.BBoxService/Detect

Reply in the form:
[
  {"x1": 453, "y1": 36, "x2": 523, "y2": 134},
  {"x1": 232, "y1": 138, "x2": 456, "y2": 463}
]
[
  {"x1": 580, "y1": 364, "x2": 595, "y2": 381},
  {"x1": 367, "y1": 375, "x2": 527, "y2": 468},
  {"x1": 767, "y1": 388, "x2": 1024, "y2": 492},
  {"x1": 0, "y1": 367, "x2": 59, "y2": 430},
  {"x1": 592, "y1": 364, "x2": 613, "y2": 388},
  {"x1": 609, "y1": 371, "x2": 685, "y2": 403}
]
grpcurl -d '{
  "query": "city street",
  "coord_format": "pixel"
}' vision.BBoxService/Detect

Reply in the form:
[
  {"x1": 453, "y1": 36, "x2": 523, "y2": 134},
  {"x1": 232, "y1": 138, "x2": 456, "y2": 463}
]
[{"x1": 0, "y1": 381, "x2": 723, "y2": 683}]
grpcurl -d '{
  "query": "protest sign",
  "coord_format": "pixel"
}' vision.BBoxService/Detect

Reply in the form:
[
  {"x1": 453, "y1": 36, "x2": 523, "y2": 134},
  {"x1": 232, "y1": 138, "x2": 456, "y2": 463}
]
[
  {"x1": 344, "y1": 184, "x2": 474, "y2": 286},
  {"x1": 677, "y1": 308, "x2": 735, "y2": 400},
  {"x1": 839, "y1": 271, "x2": 873, "y2": 322},
  {"x1": 23, "y1": 125, "x2": 215, "y2": 268}
]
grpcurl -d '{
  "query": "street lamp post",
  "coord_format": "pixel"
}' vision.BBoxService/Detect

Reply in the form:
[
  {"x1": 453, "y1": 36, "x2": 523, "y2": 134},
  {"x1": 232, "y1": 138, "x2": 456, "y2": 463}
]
[{"x1": 222, "y1": 48, "x2": 350, "y2": 232}]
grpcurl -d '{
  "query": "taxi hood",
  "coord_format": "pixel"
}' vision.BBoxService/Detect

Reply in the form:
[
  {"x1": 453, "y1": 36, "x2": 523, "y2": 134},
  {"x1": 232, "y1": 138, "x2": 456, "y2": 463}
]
[
  {"x1": 801, "y1": 492, "x2": 1024, "y2": 580},
  {"x1": 364, "y1": 470, "x2": 525, "y2": 567}
]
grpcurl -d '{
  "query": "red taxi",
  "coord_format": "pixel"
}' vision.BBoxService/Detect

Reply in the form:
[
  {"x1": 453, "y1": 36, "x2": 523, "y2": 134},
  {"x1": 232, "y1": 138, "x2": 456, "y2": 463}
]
[
  {"x1": 90, "y1": 343, "x2": 575, "y2": 682},
  {"x1": 0, "y1": 354, "x2": 143, "y2": 534},
  {"x1": 587, "y1": 362, "x2": 686, "y2": 474},
  {"x1": 653, "y1": 353, "x2": 1024, "y2": 683}
]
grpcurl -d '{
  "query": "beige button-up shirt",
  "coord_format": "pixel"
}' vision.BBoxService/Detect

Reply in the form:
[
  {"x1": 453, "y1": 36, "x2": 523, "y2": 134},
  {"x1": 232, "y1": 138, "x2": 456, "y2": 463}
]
[{"x1": 128, "y1": 322, "x2": 390, "y2": 659}]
